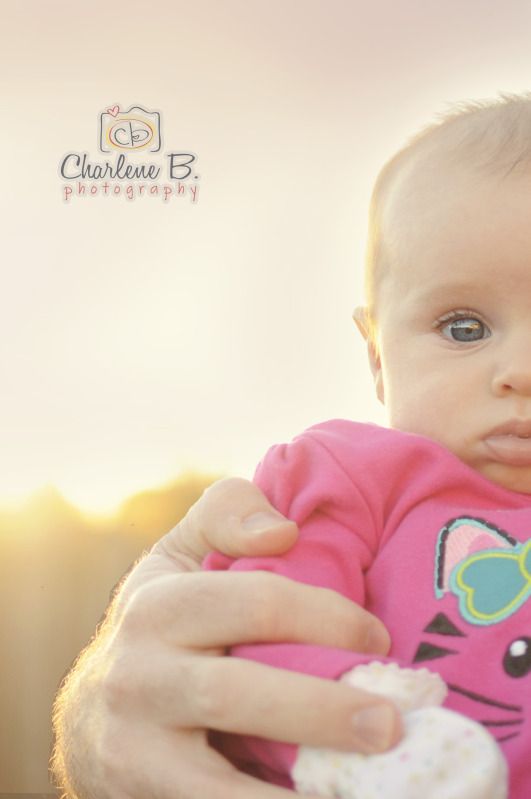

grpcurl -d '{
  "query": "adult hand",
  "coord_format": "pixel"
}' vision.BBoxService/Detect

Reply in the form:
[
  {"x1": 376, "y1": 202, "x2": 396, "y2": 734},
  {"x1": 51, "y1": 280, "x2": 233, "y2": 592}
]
[{"x1": 52, "y1": 478, "x2": 400, "y2": 799}]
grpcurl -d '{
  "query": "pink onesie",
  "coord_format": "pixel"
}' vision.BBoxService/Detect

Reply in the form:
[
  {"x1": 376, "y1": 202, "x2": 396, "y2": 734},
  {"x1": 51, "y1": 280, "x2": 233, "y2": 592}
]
[{"x1": 205, "y1": 421, "x2": 531, "y2": 797}]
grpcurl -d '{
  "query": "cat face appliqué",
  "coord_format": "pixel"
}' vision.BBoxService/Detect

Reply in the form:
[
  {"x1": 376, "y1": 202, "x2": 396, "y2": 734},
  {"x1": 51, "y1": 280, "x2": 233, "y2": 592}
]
[{"x1": 413, "y1": 516, "x2": 531, "y2": 746}]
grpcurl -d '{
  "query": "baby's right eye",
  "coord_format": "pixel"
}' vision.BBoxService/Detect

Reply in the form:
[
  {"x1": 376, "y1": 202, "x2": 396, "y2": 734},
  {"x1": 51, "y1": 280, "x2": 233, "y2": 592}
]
[{"x1": 437, "y1": 315, "x2": 491, "y2": 343}]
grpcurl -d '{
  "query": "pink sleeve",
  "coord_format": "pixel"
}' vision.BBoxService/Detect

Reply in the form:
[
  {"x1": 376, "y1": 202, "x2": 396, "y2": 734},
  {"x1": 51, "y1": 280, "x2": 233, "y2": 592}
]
[
  {"x1": 204, "y1": 427, "x2": 381, "y2": 786},
  {"x1": 207, "y1": 428, "x2": 378, "y2": 599}
]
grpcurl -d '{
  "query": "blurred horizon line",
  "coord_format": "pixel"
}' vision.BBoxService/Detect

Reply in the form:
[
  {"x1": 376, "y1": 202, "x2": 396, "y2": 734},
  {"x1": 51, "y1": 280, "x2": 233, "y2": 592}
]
[{"x1": 0, "y1": 468, "x2": 222, "y2": 525}]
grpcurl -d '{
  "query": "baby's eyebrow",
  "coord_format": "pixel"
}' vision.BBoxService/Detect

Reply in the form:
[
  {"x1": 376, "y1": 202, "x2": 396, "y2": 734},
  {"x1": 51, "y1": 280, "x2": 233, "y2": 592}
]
[
  {"x1": 421, "y1": 275, "x2": 479, "y2": 291},
  {"x1": 407, "y1": 279, "x2": 484, "y2": 306}
]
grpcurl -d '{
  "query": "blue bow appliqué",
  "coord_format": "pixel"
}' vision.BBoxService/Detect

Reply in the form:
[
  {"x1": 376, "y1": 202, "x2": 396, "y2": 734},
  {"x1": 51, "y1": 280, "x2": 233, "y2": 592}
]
[{"x1": 450, "y1": 539, "x2": 531, "y2": 626}]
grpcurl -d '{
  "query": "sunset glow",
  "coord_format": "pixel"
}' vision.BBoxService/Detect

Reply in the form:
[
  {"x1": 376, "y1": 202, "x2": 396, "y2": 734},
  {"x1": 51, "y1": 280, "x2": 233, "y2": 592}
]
[{"x1": 2, "y1": 1, "x2": 530, "y2": 514}]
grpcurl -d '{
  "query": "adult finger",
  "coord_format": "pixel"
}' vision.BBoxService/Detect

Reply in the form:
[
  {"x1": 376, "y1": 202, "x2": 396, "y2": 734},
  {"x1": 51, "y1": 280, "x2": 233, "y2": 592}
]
[
  {"x1": 122, "y1": 571, "x2": 391, "y2": 655},
  {"x1": 103, "y1": 652, "x2": 400, "y2": 755},
  {"x1": 154, "y1": 477, "x2": 299, "y2": 566},
  {"x1": 103, "y1": 729, "x2": 325, "y2": 799},
  {"x1": 127, "y1": 656, "x2": 400, "y2": 754},
  {"x1": 186, "y1": 768, "x2": 324, "y2": 799}
]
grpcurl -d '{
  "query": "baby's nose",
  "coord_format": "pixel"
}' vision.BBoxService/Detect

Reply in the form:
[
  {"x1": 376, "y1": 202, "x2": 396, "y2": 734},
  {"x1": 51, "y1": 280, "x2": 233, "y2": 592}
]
[{"x1": 492, "y1": 350, "x2": 531, "y2": 398}]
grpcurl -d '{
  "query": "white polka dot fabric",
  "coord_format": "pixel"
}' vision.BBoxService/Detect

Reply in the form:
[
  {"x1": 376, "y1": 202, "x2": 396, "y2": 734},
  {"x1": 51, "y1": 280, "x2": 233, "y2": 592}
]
[{"x1": 291, "y1": 663, "x2": 508, "y2": 799}]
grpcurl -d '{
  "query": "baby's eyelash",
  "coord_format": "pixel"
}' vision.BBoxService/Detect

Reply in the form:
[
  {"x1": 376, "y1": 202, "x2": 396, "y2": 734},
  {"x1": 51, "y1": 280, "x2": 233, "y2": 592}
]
[{"x1": 432, "y1": 309, "x2": 482, "y2": 329}]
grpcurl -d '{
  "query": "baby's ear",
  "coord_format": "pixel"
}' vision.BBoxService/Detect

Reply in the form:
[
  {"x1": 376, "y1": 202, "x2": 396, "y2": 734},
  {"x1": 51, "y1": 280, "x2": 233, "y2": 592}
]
[{"x1": 353, "y1": 306, "x2": 384, "y2": 403}]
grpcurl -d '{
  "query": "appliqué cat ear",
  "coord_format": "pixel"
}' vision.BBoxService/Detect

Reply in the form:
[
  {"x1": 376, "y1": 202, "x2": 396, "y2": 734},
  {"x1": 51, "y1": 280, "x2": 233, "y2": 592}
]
[
  {"x1": 435, "y1": 517, "x2": 515, "y2": 596},
  {"x1": 434, "y1": 517, "x2": 531, "y2": 626}
]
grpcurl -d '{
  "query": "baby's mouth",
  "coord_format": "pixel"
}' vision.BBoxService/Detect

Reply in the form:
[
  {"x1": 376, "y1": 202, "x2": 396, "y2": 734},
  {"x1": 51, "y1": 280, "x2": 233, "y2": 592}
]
[{"x1": 484, "y1": 421, "x2": 531, "y2": 465}]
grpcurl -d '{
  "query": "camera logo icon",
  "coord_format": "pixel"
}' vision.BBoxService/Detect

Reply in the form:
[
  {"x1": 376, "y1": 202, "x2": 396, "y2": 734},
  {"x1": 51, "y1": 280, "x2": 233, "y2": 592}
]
[{"x1": 99, "y1": 105, "x2": 162, "y2": 153}]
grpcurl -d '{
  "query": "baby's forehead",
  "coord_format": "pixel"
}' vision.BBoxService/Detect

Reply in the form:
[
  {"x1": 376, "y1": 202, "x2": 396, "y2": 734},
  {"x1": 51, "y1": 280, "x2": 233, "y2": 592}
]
[
  {"x1": 381, "y1": 174, "x2": 531, "y2": 318},
  {"x1": 384, "y1": 152, "x2": 531, "y2": 246},
  {"x1": 373, "y1": 149, "x2": 469, "y2": 286},
  {"x1": 366, "y1": 96, "x2": 531, "y2": 312},
  {"x1": 385, "y1": 157, "x2": 477, "y2": 246},
  {"x1": 385, "y1": 100, "x2": 531, "y2": 220}
]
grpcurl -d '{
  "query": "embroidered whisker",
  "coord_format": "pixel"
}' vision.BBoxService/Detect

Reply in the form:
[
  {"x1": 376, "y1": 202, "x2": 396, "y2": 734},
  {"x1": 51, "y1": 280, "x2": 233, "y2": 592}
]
[
  {"x1": 496, "y1": 732, "x2": 521, "y2": 744},
  {"x1": 448, "y1": 683, "x2": 523, "y2": 712},
  {"x1": 481, "y1": 718, "x2": 524, "y2": 727}
]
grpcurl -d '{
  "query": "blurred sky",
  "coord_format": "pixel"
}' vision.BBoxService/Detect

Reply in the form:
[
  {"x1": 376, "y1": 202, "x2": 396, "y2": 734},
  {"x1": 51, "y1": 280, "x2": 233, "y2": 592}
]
[{"x1": 2, "y1": 0, "x2": 531, "y2": 511}]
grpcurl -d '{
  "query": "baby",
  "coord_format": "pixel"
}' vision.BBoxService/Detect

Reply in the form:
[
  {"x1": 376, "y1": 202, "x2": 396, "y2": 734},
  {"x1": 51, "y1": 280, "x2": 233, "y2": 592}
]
[{"x1": 205, "y1": 94, "x2": 531, "y2": 798}]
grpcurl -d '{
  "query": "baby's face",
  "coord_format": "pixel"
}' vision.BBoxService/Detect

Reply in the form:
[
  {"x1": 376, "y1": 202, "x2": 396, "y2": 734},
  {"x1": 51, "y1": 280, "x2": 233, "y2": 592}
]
[{"x1": 370, "y1": 168, "x2": 531, "y2": 493}]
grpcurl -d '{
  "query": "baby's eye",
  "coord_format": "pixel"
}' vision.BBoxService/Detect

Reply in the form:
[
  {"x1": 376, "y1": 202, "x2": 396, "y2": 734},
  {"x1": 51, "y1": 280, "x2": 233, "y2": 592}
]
[{"x1": 438, "y1": 316, "x2": 491, "y2": 343}]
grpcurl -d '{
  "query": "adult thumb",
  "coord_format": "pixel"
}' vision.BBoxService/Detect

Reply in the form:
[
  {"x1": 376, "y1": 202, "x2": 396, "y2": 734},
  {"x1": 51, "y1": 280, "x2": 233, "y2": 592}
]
[{"x1": 159, "y1": 477, "x2": 298, "y2": 565}]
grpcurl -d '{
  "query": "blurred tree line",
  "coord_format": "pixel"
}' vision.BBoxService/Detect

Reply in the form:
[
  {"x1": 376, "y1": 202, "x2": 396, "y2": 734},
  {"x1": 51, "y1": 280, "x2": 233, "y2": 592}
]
[{"x1": 0, "y1": 472, "x2": 217, "y2": 793}]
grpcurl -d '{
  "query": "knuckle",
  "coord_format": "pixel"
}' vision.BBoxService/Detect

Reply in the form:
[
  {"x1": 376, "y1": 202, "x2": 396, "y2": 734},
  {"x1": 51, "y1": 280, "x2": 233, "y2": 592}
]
[
  {"x1": 95, "y1": 725, "x2": 129, "y2": 790},
  {"x1": 159, "y1": 571, "x2": 216, "y2": 621},
  {"x1": 118, "y1": 584, "x2": 155, "y2": 634},
  {"x1": 199, "y1": 477, "x2": 258, "y2": 525},
  {"x1": 95, "y1": 720, "x2": 155, "y2": 799},
  {"x1": 119, "y1": 576, "x2": 177, "y2": 635},
  {"x1": 100, "y1": 648, "x2": 141, "y2": 712},
  {"x1": 175, "y1": 571, "x2": 209, "y2": 605},
  {"x1": 202, "y1": 476, "x2": 252, "y2": 504},
  {"x1": 243, "y1": 572, "x2": 286, "y2": 639},
  {"x1": 120, "y1": 571, "x2": 221, "y2": 643},
  {"x1": 189, "y1": 660, "x2": 233, "y2": 724}
]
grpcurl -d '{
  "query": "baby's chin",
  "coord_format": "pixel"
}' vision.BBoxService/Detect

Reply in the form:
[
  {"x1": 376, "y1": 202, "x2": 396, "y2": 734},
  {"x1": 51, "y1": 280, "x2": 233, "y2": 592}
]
[{"x1": 474, "y1": 461, "x2": 531, "y2": 496}]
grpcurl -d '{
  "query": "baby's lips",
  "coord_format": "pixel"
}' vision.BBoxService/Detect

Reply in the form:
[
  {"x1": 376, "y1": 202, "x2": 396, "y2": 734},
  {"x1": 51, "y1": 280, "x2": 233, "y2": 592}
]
[{"x1": 484, "y1": 433, "x2": 531, "y2": 467}]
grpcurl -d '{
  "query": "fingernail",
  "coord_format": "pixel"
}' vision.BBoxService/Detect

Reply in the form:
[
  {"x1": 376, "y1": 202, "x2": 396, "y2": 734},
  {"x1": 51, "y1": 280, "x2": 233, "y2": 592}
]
[
  {"x1": 364, "y1": 623, "x2": 391, "y2": 655},
  {"x1": 351, "y1": 704, "x2": 396, "y2": 752},
  {"x1": 242, "y1": 511, "x2": 288, "y2": 534}
]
